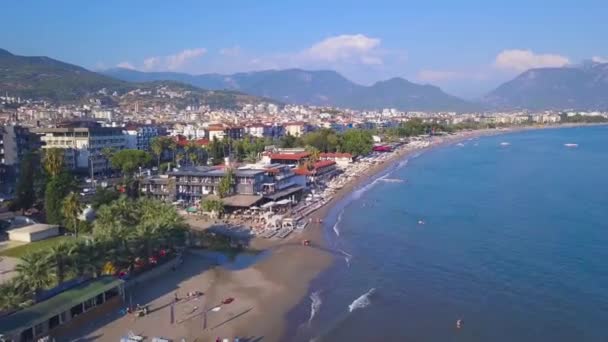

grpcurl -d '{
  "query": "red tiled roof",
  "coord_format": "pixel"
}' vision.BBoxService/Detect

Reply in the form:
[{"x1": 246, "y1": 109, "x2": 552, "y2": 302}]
[
  {"x1": 294, "y1": 160, "x2": 336, "y2": 176},
  {"x1": 313, "y1": 160, "x2": 336, "y2": 168},
  {"x1": 320, "y1": 153, "x2": 353, "y2": 159},
  {"x1": 269, "y1": 152, "x2": 310, "y2": 161}
]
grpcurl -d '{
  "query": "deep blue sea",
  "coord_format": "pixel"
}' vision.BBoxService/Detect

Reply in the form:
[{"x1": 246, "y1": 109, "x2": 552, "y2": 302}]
[{"x1": 288, "y1": 126, "x2": 608, "y2": 342}]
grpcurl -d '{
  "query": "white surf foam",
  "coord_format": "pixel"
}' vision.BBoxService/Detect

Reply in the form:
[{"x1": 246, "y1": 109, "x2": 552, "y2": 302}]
[
  {"x1": 338, "y1": 249, "x2": 352, "y2": 267},
  {"x1": 308, "y1": 291, "x2": 322, "y2": 325},
  {"x1": 379, "y1": 178, "x2": 405, "y2": 183},
  {"x1": 348, "y1": 288, "x2": 376, "y2": 313},
  {"x1": 333, "y1": 210, "x2": 344, "y2": 237},
  {"x1": 352, "y1": 174, "x2": 388, "y2": 200}
]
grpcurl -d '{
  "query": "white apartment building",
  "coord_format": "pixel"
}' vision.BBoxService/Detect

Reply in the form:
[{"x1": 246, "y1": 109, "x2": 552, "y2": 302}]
[{"x1": 34, "y1": 123, "x2": 126, "y2": 175}]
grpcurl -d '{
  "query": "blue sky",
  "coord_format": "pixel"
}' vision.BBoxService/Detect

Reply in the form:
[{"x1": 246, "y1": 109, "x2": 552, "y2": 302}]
[{"x1": 1, "y1": 0, "x2": 607, "y2": 98}]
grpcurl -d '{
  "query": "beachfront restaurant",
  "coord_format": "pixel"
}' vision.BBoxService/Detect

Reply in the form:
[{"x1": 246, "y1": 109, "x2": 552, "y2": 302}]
[{"x1": 0, "y1": 277, "x2": 125, "y2": 342}]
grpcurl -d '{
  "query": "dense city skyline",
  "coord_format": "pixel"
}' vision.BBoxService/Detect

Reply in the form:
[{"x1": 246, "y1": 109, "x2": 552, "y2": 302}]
[{"x1": 1, "y1": 0, "x2": 607, "y2": 98}]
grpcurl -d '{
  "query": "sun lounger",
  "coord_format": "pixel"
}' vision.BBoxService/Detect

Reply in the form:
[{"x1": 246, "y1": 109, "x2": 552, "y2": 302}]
[{"x1": 127, "y1": 331, "x2": 144, "y2": 341}]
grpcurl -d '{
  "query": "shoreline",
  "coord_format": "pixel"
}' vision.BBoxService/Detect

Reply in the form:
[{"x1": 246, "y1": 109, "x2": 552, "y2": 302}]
[
  {"x1": 212, "y1": 127, "x2": 515, "y2": 340},
  {"x1": 73, "y1": 123, "x2": 605, "y2": 341},
  {"x1": 183, "y1": 123, "x2": 604, "y2": 340}
]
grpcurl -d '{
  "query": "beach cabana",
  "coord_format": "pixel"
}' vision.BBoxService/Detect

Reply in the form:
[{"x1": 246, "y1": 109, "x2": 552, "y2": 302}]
[
  {"x1": 276, "y1": 199, "x2": 292, "y2": 206},
  {"x1": 261, "y1": 201, "x2": 276, "y2": 210}
]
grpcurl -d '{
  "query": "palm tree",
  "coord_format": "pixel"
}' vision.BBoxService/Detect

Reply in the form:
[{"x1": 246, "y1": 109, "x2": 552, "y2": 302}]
[
  {"x1": 305, "y1": 146, "x2": 321, "y2": 171},
  {"x1": 101, "y1": 147, "x2": 116, "y2": 176},
  {"x1": 69, "y1": 240, "x2": 102, "y2": 278},
  {"x1": 0, "y1": 281, "x2": 25, "y2": 311},
  {"x1": 62, "y1": 192, "x2": 83, "y2": 236},
  {"x1": 175, "y1": 153, "x2": 185, "y2": 167},
  {"x1": 15, "y1": 252, "x2": 53, "y2": 296},
  {"x1": 43, "y1": 148, "x2": 64, "y2": 178},
  {"x1": 150, "y1": 137, "x2": 166, "y2": 170},
  {"x1": 185, "y1": 141, "x2": 200, "y2": 165},
  {"x1": 48, "y1": 241, "x2": 74, "y2": 284},
  {"x1": 167, "y1": 138, "x2": 178, "y2": 165}
]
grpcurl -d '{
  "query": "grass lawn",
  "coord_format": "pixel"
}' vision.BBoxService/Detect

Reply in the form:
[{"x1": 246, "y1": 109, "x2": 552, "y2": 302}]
[{"x1": 0, "y1": 236, "x2": 76, "y2": 258}]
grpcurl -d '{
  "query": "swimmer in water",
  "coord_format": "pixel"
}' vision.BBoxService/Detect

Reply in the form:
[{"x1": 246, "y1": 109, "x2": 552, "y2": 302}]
[{"x1": 456, "y1": 319, "x2": 463, "y2": 329}]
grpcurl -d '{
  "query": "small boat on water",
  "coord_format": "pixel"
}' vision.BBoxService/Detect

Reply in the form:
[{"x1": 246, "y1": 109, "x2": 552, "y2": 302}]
[{"x1": 564, "y1": 143, "x2": 578, "y2": 148}]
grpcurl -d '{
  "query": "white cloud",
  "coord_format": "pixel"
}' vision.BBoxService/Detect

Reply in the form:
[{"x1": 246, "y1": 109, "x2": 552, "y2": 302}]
[
  {"x1": 116, "y1": 61, "x2": 135, "y2": 70},
  {"x1": 592, "y1": 56, "x2": 608, "y2": 63},
  {"x1": 494, "y1": 49, "x2": 570, "y2": 71},
  {"x1": 220, "y1": 46, "x2": 241, "y2": 57},
  {"x1": 143, "y1": 57, "x2": 161, "y2": 70},
  {"x1": 166, "y1": 48, "x2": 206, "y2": 70},
  {"x1": 141, "y1": 48, "x2": 206, "y2": 71},
  {"x1": 302, "y1": 34, "x2": 383, "y2": 65}
]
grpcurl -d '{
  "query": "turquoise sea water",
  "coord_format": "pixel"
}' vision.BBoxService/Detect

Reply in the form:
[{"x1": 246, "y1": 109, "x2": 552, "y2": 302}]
[{"x1": 289, "y1": 126, "x2": 608, "y2": 342}]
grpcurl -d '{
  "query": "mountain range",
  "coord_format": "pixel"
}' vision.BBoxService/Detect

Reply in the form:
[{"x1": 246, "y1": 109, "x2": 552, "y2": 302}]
[
  {"x1": 0, "y1": 49, "x2": 274, "y2": 109},
  {"x1": 102, "y1": 68, "x2": 478, "y2": 112},
  {"x1": 483, "y1": 61, "x2": 608, "y2": 110},
  {"x1": 2, "y1": 47, "x2": 608, "y2": 111}
]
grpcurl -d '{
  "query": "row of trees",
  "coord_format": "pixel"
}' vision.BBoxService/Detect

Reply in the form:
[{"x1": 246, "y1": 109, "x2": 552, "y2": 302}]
[
  {"x1": 0, "y1": 197, "x2": 187, "y2": 311},
  {"x1": 207, "y1": 136, "x2": 272, "y2": 165},
  {"x1": 278, "y1": 128, "x2": 374, "y2": 157},
  {"x1": 150, "y1": 136, "x2": 207, "y2": 169}
]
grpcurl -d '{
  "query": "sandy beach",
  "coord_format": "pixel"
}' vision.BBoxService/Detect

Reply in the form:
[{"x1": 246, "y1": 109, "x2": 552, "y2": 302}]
[{"x1": 69, "y1": 125, "x2": 594, "y2": 341}]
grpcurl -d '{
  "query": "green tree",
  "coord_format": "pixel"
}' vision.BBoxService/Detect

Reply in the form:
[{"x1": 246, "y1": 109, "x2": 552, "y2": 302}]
[
  {"x1": 305, "y1": 146, "x2": 321, "y2": 171},
  {"x1": 62, "y1": 192, "x2": 83, "y2": 236},
  {"x1": 340, "y1": 129, "x2": 373, "y2": 157},
  {"x1": 201, "y1": 199, "x2": 225, "y2": 218},
  {"x1": 110, "y1": 149, "x2": 152, "y2": 176},
  {"x1": 43, "y1": 148, "x2": 64, "y2": 178},
  {"x1": 15, "y1": 251, "x2": 53, "y2": 296},
  {"x1": 90, "y1": 186, "x2": 120, "y2": 209},
  {"x1": 208, "y1": 136, "x2": 225, "y2": 165},
  {"x1": 0, "y1": 281, "x2": 25, "y2": 311},
  {"x1": 11, "y1": 151, "x2": 39, "y2": 211},
  {"x1": 280, "y1": 133, "x2": 298, "y2": 148},
  {"x1": 217, "y1": 168, "x2": 234, "y2": 198},
  {"x1": 150, "y1": 137, "x2": 167, "y2": 169},
  {"x1": 45, "y1": 172, "x2": 74, "y2": 225},
  {"x1": 48, "y1": 241, "x2": 75, "y2": 284},
  {"x1": 101, "y1": 147, "x2": 117, "y2": 175}
]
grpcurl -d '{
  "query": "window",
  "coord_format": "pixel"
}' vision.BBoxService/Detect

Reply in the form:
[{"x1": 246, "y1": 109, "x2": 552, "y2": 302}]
[
  {"x1": 60, "y1": 311, "x2": 67, "y2": 324},
  {"x1": 96, "y1": 293, "x2": 105, "y2": 306},
  {"x1": 105, "y1": 287, "x2": 120, "y2": 300},
  {"x1": 34, "y1": 323, "x2": 44, "y2": 336},
  {"x1": 49, "y1": 315, "x2": 60, "y2": 330},
  {"x1": 84, "y1": 298, "x2": 96, "y2": 311},
  {"x1": 70, "y1": 303, "x2": 84, "y2": 317}
]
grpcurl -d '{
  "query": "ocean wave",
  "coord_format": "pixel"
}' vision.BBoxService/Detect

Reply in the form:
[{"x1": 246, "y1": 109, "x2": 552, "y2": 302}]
[
  {"x1": 378, "y1": 178, "x2": 405, "y2": 183},
  {"x1": 352, "y1": 174, "x2": 388, "y2": 200},
  {"x1": 333, "y1": 210, "x2": 344, "y2": 237},
  {"x1": 348, "y1": 288, "x2": 376, "y2": 313},
  {"x1": 338, "y1": 248, "x2": 352, "y2": 268},
  {"x1": 309, "y1": 291, "x2": 322, "y2": 326}
]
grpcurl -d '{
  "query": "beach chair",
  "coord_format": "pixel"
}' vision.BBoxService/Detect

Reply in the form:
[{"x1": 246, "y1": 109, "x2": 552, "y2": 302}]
[{"x1": 127, "y1": 331, "x2": 144, "y2": 341}]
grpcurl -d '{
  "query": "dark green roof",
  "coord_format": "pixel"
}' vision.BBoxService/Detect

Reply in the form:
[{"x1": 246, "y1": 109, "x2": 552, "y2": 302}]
[{"x1": 0, "y1": 277, "x2": 123, "y2": 334}]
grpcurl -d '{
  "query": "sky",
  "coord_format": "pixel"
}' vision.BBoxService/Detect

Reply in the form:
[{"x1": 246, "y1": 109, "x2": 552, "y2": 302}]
[{"x1": 1, "y1": 0, "x2": 607, "y2": 98}]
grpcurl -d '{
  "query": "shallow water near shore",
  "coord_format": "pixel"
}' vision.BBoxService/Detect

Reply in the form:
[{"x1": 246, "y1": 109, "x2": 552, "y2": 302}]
[{"x1": 287, "y1": 126, "x2": 608, "y2": 341}]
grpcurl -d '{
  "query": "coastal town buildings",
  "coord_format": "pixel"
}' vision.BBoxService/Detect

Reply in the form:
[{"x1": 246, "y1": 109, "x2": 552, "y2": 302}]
[
  {"x1": 34, "y1": 121, "x2": 125, "y2": 175},
  {"x1": 124, "y1": 124, "x2": 164, "y2": 151},
  {"x1": 0, "y1": 124, "x2": 40, "y2": 191}
]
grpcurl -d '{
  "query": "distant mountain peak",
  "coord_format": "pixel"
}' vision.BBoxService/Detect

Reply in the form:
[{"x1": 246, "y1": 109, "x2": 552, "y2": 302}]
[
  {"x1": 0, "y1": 48, "x2": 14, "y2": 57},
  {"x1": 484, "y1": 63, "x2": 608, "y2": 110},
  {"x1": 102, "y1": 68, "x2": 475, "y2": 111}
]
